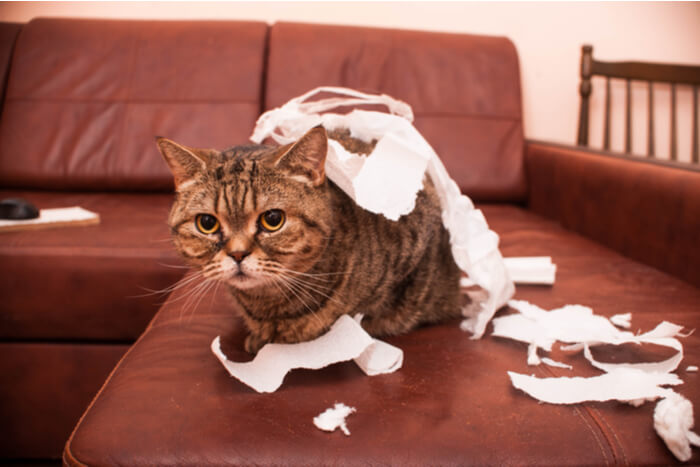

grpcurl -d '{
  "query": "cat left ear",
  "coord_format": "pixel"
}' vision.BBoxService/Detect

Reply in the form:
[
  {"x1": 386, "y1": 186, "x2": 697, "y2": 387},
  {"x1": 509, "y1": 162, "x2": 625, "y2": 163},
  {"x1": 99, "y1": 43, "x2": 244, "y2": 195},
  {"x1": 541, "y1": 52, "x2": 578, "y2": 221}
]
[
  {"x1": 274, "y1": 126, "x2": 327, "y2": 187},
  {"x1": 156, "y1": 137, "x2": 210, "y2": 189}
]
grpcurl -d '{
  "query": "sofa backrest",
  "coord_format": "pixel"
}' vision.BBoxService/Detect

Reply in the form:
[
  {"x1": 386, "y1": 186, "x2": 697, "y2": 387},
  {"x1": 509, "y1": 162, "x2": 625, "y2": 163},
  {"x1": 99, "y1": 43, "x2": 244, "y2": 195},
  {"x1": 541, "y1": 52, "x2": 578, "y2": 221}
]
[
  {"x1": 265, "y1": 22, "x2": 527, "y2": 202},
  {"x1": 0, "y1": 18, "x2": 267, "y2": 191}
]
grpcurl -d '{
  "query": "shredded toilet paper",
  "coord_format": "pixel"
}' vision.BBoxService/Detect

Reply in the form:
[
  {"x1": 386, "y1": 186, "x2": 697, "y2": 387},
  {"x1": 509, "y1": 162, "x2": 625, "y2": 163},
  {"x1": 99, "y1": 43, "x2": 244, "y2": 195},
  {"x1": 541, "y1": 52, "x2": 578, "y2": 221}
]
[
  {"x1": 498, "y1": 300, "x2": 697, "y2": 462},
  {"x1": 211, "y1": 314, "x2": 402, "y2": 393},
  {"x1": 610, "y1": 312, "x2": 632, "y2": 329},
  {"x1": 654, "y1": 392, "x2": 700, "y2": 462},
  {"x1": 251, "y1": 86, "x2": 514, "y2": 338},
  {"x1": 313, "y1": 403, "x2": 356, "y2": 436},
  {"x1": 503, "y1": 257, "x2": 556, "y2": 285}
]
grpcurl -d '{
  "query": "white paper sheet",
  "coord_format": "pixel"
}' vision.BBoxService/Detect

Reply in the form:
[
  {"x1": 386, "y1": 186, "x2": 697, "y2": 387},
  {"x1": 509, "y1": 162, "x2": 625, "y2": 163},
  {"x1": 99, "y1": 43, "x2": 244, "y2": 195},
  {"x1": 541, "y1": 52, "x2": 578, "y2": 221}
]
[
  {"x1": 251, "y1": 86, "x2": 514, "y2": 339},
  {"x1": 503, "y1": 256, "x2": 557, "y2": 285},
  {"x1": 313, "y1": 403, "x2": 356, "y2": 436},
  {"x1": 0, "y1": 206, "x2": 99, "y2": 232},
  {"x1": 211, "y1": 314, "x2": 403, "y2": 393},
  {"x1": 497, "y1": 300, "x2": 696, "y2": 461},
  {"x1": 509, "y1": 369, "x2": 681, "y2": 404},
  {"x1": 610, "y1": 312, "x2": 632, "y2": 329}
]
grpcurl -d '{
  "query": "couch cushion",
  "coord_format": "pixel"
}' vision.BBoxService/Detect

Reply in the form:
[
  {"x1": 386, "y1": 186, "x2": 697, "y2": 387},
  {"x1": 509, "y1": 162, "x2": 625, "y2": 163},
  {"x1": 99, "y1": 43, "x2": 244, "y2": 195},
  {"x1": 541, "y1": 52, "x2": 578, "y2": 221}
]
[
  {"x1": 63, "y1": 205, "x2": 700, "y2": 465},
  {"x1": 0, "y1": 18, "x2": 268, "y2": 191},
  {"x1": 0, "y1": 342, "x2": 127, "y2": 459},
  {"x1": 0, "y1": 190, "x2": 186, "y2": 341},
  {"x1": 265, "y1": 22, "x2": 526, "y2": 202}
]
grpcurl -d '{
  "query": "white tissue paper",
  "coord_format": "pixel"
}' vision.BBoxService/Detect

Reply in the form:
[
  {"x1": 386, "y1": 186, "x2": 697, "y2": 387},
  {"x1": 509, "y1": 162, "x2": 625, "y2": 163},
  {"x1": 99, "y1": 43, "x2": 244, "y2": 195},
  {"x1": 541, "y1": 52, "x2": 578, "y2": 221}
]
[
  {"x1": 251, "y1": 86, "x2": 514, "y2": 338},
  {"x1": 654, "y1": 392, "x2": 700, "y2": 462},
  {"x1": 497, "y1": 300, "x2": 697, "y2": 461},
  {"x1": 211, "y1": 314, "x2": 402, "y2": 393},
  {"x1": 503, "y1": 256, "x2": 556, "y2": 285},
  {"x1": 314, "y1": 403, "x2": 357, "y2": 436}
]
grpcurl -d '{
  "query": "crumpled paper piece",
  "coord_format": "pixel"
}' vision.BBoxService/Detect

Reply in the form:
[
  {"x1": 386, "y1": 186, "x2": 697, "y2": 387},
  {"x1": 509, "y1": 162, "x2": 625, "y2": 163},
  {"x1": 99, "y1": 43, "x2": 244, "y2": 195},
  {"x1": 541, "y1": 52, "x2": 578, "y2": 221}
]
[
  {"x1": 497, "y1": 300, "x2": 697, "y2": 462},
  {"x1": 211, "y1": 314, "x2": 403, "y2": 393},
  {"x1": 313, "y1": 403, "x2": 356, "y2": 436},
  {"x1": 251, "y1": 86, "x2": 514, "y2": 338},
  {"x1": 655, "y1": 392, "x2": 700, "y2": 462}
]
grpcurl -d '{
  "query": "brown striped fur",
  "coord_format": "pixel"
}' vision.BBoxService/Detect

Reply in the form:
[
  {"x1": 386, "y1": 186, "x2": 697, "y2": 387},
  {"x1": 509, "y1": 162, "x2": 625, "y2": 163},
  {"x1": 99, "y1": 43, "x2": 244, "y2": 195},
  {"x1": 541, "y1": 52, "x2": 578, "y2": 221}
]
[{"x1": 157, "y1": 127, "x2": 465, "y2": 353}]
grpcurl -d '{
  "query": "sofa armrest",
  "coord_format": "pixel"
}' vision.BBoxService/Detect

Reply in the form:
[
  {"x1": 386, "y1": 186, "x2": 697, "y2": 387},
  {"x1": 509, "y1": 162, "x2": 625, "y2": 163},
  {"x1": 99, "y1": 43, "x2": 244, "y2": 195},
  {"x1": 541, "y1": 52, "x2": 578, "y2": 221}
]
[{"x1": 525, "y1": 140, "x2": 700, "y2": 288}]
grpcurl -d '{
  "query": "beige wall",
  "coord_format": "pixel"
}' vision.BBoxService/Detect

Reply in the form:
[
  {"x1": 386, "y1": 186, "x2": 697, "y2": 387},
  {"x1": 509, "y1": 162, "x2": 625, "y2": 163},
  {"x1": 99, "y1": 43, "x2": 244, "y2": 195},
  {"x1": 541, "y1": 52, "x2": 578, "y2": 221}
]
[{"x1": 2, "y1": 1, "x2": 699, "y2": 161}]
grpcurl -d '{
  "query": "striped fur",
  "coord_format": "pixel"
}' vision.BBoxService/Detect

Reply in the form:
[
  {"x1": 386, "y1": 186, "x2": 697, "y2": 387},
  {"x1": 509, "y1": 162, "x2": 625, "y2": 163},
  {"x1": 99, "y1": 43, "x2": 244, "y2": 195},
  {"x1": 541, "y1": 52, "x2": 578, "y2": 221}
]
[{"x1": 158, "y1": 127, "x2": 464, "y2": 353}]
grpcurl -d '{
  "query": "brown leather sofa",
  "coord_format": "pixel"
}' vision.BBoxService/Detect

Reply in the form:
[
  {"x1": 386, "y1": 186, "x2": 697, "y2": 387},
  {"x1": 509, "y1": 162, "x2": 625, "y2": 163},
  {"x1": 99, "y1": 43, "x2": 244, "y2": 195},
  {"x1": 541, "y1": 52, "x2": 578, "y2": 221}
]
[{"x1": 0, "y1": 18, "x2": 697, "y2": 466}]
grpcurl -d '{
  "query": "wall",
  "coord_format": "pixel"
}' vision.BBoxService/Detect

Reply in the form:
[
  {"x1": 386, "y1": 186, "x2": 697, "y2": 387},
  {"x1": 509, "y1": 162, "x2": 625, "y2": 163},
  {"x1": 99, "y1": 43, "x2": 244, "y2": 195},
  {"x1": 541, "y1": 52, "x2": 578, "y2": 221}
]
[{"x1": 2, "y1": 1, "x2": 699, "y2": 161}]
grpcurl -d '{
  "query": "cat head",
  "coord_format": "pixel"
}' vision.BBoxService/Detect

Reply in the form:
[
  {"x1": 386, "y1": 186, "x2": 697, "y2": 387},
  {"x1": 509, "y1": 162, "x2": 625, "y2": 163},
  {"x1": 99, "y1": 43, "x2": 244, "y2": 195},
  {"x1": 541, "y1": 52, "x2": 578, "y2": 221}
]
[{"x1": 157, "y1": 127, "x2": 333, "y2": 291}]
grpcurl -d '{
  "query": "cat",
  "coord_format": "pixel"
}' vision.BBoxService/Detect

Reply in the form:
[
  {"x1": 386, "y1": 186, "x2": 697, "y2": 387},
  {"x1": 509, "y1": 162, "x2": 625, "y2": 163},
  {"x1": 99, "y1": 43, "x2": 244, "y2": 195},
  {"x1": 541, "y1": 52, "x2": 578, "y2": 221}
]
[{"x1": 157, "y1": 126, "x2": 470, "y2": 354}]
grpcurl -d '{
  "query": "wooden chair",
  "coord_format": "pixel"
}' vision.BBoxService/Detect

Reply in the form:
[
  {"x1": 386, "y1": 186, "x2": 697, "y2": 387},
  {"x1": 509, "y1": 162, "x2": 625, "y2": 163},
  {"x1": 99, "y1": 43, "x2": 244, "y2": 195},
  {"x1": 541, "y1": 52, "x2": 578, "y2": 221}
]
[{"x1": 577, "y1": 44, "x2": 700, "y2": 163}]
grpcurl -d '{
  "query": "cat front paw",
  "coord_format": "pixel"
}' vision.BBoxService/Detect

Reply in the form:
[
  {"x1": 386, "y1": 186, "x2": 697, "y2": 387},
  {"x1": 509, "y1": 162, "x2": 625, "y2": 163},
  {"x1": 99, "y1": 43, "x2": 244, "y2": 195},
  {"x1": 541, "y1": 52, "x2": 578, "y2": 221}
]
[{"x1": 244, "y1": 333, "x2": 269, "y2": 354}]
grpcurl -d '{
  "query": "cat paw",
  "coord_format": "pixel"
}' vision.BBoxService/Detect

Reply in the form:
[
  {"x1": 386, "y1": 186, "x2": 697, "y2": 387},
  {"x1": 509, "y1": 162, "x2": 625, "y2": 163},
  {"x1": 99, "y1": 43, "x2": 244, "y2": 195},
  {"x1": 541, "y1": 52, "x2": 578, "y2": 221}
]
[{"x1": 244, "y1": 333, "x2": 269, "y2": 354}]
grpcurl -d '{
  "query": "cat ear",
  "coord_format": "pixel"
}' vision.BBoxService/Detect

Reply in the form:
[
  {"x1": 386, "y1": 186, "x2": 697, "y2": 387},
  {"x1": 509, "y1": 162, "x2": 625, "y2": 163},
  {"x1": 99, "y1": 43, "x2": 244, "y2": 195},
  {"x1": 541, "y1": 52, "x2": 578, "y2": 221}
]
[
  {"x1": 156, "y1": 137, "x2": 209, "y2": 188},
  {"x1": 274, "y1": 126, "x2": 327, "y2": 187}
]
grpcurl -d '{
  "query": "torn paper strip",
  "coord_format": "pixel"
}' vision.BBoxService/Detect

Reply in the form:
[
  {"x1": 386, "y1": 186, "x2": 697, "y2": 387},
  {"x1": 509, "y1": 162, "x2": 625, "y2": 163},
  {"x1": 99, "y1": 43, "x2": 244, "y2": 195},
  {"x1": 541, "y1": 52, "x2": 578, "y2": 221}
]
[
  {"x1": 211, "y1": 314, "x2": 403, "y2": 393},
  {"x1": 494, "y1": 300, "x2": 687, "y2": 373},
  {"x1": 498, "y1": 300, "x2": 695, "y2": 461},
  {"x1": 654, "y1": 392, "x2": 700, "y2": 462},
  {"x1": 314, "y1": 403, "x2": 356, "y2": 436},
  {"x1": 610, "y1": 312, "x2": 632, "y2": 329},
  {"x1": 251, "y1": 86, "x2": 514, "y2": 339},
  {"x1": 508, "y1": 370, "x2": 681, "y2": 405},
  {"x1": 503, "y1": 257, "x2": 557, "y2": 285}
]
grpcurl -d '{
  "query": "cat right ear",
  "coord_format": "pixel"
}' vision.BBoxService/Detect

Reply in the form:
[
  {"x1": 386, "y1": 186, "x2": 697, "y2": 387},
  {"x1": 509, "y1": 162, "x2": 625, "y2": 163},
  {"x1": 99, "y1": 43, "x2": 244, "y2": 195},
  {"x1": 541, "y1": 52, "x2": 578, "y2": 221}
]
[{"x1": 156, "y1": 137, "x2": 208, "y2": 188}]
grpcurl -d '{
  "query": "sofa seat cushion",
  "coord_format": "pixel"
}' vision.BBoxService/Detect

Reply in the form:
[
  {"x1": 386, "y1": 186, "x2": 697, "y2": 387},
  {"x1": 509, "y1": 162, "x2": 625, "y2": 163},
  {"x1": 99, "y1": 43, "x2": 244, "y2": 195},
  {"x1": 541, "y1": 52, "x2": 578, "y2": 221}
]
[
  {"x1": 0, "y1": 190, "x2": 185, "y2": 341},
  {"x1": 64, "y1": 204, "x2": 699, "y2": 465},
  {"x1": 0, "y1": 342, "x2": 127, "y2": 459}
]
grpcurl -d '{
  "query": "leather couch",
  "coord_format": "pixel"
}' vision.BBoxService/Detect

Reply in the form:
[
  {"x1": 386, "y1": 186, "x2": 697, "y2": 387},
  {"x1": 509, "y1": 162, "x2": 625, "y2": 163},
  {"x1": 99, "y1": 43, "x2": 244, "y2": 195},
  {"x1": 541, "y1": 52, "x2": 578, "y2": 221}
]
[{"x1": 0, "y1": 18, "x2": 697, "y2": 466}]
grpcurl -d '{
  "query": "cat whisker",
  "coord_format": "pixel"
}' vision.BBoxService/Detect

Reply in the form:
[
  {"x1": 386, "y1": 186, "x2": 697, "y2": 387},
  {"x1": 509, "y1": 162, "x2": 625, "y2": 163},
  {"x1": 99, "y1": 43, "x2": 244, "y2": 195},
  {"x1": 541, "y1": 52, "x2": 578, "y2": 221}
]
[
  {"x1": 157, "y1": 262, "x2": 191, "y2": 270},
  {"x1": 274, "y1": 271, "x2": 345, "y2": 309},
  {"x1": 132, "y1": 268, "x2": 208, "y2": 298},
  {"x1": 279, "y1": 274, "x2": 336, "y2": 294},
  {"x1": 184, "y1": 278, "x2": 219, "y2": 325},
  {"x1": 262, "y1": 272, "x2": 325, "y2": 328},
  {"x1": 177, "y1": 276, "x2": 218, "y2": 323}
]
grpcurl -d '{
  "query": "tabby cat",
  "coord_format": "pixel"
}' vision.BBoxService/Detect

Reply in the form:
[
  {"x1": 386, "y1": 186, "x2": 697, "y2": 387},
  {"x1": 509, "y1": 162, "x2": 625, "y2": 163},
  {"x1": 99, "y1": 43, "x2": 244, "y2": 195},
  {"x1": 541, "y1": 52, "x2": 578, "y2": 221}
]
[{"x1": 157, "y1": 126, "x2": 467, "y2": 354}]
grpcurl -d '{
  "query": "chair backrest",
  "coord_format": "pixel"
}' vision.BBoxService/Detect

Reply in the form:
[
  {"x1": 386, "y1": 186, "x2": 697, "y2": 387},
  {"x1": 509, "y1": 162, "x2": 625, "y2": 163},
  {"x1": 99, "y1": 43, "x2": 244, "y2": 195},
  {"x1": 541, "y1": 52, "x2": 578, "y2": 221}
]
[
  {"x1": 265, "y1": 22, "x2": 527, "y2": 203},
  {"x1": 577, "y1": 44, "x2": 700, "y2": 163}
]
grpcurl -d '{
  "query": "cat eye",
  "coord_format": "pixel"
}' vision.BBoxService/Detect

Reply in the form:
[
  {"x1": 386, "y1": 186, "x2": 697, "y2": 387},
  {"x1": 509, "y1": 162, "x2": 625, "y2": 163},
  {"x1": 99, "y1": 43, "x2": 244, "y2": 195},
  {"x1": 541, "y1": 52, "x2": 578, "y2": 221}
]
[
  {"x1": 195, "y1": 214, "x2": 220, "y2": 235},
  {"x1": 259, "y1": 209, "x2": 285, "y2": 232}
]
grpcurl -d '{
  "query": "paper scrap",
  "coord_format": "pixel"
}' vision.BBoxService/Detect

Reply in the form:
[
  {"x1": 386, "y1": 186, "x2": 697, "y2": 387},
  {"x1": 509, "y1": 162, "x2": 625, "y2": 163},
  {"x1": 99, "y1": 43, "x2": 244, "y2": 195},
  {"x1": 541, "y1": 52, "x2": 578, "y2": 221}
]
[
  {"x1": 0, "y1": 206, "x2": 99, "y2": 232},
  {"x1": 610, "y1": 312, "x2": 632, "y2": 329},
  {"x1": 313, "y1": 403, "x2": 356, "y2": 436},
  {"x1": 211, "y1": 314, "x2": 403, "y2": 393},
  {"x1": 541, "y1": 357, "x2": 573, "y2": 370},
  {"x1": 498, "y1": 300, "x2": 696, "y2": 461},
  {"x1": 493, "y1": 301, "x2": 686, "y2": 374},
  {"x1": 509, "y1": 369, "x2": 681, "y2": 405},
  {"x1": 654, "y1": 392, "x2": 700, "y2": 462},
  {"x1": 251, "y1": 86, "x2": 514, "y2": 340},
  {"x1": 503, "y1": 256, "x2": 557, "y2": 285}
]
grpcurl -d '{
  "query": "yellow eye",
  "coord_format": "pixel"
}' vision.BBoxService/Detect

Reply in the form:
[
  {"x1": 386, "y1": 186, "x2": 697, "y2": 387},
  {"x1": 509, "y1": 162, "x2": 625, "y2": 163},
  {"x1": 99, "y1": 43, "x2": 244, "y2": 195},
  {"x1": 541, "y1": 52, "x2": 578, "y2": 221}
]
[
  {"x1": 259, "y1": 209, "x2": 285, "y2": 232},
  {"x1": 195, "y1": 214, "x2": 220, "y2": 234}
]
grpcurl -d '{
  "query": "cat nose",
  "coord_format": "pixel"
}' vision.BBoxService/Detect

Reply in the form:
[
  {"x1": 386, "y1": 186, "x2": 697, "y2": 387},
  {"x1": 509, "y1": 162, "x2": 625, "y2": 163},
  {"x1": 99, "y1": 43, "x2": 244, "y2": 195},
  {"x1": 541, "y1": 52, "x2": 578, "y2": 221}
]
[{"x1": 228, "y1": 250, "x2": 251, "y2": 263}]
